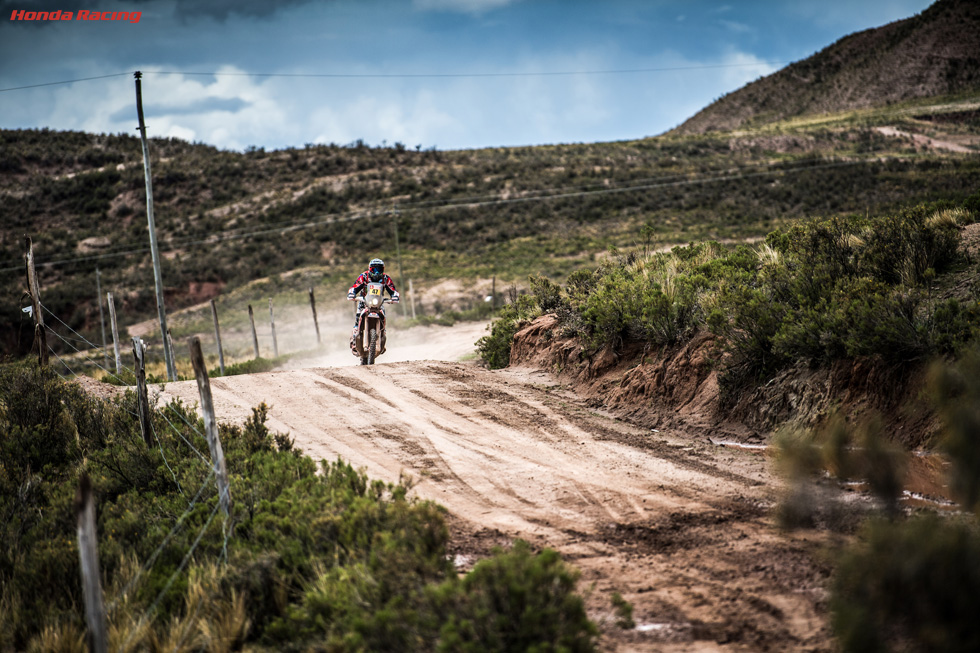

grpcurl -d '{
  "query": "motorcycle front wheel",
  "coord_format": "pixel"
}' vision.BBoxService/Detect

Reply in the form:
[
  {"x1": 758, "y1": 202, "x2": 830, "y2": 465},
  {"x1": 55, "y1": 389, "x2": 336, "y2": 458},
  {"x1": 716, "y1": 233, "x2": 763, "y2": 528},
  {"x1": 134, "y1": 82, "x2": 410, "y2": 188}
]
[{"x1": 367, "y1": 328, "x2": 377, "y2": 365}]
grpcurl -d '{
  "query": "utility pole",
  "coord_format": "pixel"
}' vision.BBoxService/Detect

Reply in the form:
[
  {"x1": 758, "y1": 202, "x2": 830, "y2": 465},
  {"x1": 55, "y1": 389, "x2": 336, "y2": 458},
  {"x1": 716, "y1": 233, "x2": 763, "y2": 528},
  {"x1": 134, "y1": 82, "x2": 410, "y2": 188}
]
[
  {"x1": 96, "y1": 268, "x2": 108, "y2": 369},
  {"x1": 134, "y1": 71, "x2": 175, "y2": 382},
  {"x1": 393, "y1": 208, "x2": 405, "y2": 316},
  {"x1": 268, "y1": 298, "x2": 278, "y2": 358}
]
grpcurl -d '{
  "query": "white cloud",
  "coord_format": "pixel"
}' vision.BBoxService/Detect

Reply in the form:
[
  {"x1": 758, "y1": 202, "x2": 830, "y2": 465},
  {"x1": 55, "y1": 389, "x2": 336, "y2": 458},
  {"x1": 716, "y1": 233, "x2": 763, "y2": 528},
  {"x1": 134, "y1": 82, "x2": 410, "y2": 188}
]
[
  {"x1": 718, "y1": 19, "x2": 753, "y2": 34},
  {"x1": 719, "y1": 51, "x2": 777, "y2": 89},
  {"x1": 412, "y1": 0, "x2": 520, "y2": 14},
  {"x1": 6, "y1": 45, "x2": 782, "y2": 152}
]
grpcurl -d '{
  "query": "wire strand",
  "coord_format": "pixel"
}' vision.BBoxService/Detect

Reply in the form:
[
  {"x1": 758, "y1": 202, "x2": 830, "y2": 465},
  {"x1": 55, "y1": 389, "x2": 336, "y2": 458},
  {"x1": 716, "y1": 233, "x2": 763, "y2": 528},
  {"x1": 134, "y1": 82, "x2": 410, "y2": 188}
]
[
  {"x1": 150, "y1": 418, "x2": 185, "y2": 496},
  {"x1": 105, "y1": 467, "x2": 216, "y2": 615},
  {"x1": 47, "y1": 344, "x2": 78, "y2": 378},
  {"x1": 148, "y1": 61, "x2": 790, "y2": 80},
  {"x1": 119, "y1": 496, "x2": 223, "y2": 651},
  {"x1": 42, "y1": 315, "x2": 133, "y2": 385},
  {"x1": 159, "y1": 404, "x2": 211, "y2": 465}
]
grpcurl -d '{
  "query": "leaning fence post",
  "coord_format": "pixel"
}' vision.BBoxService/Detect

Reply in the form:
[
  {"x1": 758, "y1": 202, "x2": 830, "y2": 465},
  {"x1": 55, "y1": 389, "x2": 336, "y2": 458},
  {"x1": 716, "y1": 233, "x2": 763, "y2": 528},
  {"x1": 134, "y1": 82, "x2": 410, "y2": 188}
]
[
  {"x1": 309, "y1": 287, "x2": 321, "y2": 345},
  {"x1": 75, "y1": 473, "x2": 108, "y2": 653},
  {"x1": 269, "y1": 298, "x2": 278, "y2": 358},
  {"x1": 25, "y1": 237, "x2": 48, "y2": 367},
  {"x1": 132, "y1": 337, "x2": 152, "y2": 446},
  {"x1": 189, "y1": 337, "x2": 231, "y2": 517},
  {"x1": 210, "y1": 299, "x2": 225, "y2": 376},
  {"x1": 107, "y1": 292, "x2": 122, "y2": 375},
  {"x1": 248, "y1": 304, "x2": 259, "y2": 359}
]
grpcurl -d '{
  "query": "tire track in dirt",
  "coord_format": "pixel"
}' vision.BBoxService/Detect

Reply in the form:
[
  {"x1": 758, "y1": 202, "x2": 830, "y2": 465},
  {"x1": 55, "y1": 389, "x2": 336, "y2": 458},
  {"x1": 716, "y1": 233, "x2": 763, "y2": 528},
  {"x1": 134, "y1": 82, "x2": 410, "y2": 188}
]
[{"x1": 157, "y1": 359, "x2": 833, "y2": 651}]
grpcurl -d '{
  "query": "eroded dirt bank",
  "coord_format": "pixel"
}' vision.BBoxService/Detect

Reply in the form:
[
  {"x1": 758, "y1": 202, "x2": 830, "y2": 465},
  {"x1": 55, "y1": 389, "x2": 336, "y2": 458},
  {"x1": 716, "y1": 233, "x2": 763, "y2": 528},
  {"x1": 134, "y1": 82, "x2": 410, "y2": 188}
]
[
  {"x1": 511, "y1": 314, "x2": 939, "y2": 449},
  {"x1": 155, "y1": 325, "x2": 835, "y2": 652}
]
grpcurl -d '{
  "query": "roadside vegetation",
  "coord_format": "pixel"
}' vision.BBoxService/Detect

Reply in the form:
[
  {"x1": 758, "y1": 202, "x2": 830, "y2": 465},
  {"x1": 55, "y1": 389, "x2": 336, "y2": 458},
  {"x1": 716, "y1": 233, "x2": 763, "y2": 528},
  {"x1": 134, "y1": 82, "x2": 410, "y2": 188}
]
[
  {"x1": 478, "y1": 198, "x2": 980, "y2": 400},
  {"x1": 475, "y1": 193, "x2": 980, "y2": 651},
  {"x1": 0, "y1": 362, "x2": 597, "y2": 651},
  {"x1": 774, "y1": 348, "x2": 980, "y2": 653}
]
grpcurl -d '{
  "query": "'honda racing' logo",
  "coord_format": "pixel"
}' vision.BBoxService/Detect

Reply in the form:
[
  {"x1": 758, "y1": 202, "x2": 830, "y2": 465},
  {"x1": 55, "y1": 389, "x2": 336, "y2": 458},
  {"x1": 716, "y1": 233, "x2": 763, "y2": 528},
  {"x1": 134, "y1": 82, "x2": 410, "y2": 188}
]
[{"x1": 9, "y1": 9, "x2": 142, "y2": 23}]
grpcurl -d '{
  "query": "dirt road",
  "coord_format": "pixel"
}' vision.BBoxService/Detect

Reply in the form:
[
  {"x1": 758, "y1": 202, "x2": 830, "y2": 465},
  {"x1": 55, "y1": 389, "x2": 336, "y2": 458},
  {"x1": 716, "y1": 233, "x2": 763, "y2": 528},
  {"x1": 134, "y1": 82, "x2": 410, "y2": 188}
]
[{"x1": 158, "y1": 320, "x2": 832, "y2": 651}]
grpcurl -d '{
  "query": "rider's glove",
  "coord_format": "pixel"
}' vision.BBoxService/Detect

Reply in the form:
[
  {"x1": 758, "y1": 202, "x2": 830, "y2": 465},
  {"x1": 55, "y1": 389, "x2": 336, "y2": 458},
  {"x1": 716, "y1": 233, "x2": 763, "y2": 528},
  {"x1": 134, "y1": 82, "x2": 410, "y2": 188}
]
[
  {"x1": 391, "y1": 291, "x2": 400, "y2": 303},
  {"x1": 347, "y1": 290, "x2": 355, "y2": 300}
]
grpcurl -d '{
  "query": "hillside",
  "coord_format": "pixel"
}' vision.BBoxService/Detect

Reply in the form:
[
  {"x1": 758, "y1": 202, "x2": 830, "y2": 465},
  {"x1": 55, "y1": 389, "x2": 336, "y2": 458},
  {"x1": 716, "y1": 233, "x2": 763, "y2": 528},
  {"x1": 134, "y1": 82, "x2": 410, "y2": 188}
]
[
  {"x1": 2, "y1": 104, "x2": 979, "y2": 367},
  {"x1": 673, "y1": 0, "x2": 980, "y2": 135}
]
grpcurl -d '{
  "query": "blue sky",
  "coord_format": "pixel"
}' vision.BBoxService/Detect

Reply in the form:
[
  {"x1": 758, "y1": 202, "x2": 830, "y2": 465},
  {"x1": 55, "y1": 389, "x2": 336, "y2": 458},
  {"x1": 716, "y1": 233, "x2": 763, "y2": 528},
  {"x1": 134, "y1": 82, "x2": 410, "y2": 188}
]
[{"x1": 0, "y1": 0, "x2": 934, "y2": 151}]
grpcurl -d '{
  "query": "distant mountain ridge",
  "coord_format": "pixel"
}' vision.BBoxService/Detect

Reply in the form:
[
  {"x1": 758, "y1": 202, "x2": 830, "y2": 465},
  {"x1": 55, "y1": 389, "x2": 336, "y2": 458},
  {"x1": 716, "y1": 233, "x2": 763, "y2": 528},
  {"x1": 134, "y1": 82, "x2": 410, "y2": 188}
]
[{"x1": 672, "y1": 0, "x2": 980, "y2": 135}]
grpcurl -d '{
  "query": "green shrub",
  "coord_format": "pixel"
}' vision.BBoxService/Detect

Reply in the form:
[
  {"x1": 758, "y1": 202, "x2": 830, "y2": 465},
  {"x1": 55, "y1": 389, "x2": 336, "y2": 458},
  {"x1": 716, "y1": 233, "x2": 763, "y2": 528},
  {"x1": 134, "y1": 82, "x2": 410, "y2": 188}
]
[
  {"x1": 825, "y1": 350, "x2": 980, "y2": 652},
  {"x1": 0, "y1": 363, "x2": 595, "y2": 651},
  {"x1": 832, "y1": 515, "x2": 980, "y2": 653},
  {"x1": 963, "y1": 189, "x2": 980, "y2": 222},
  {"x1": 477, "y1": 294, "x2": 541, "y2": 369},
  {"x1": 433, "y1": 540, "x2": 597, "y2": 652},
  {"x1": 709, "y1": 280, "x2": 790, "y2": 395},
  {"x1": 611, "y1": 592, "x2": 636, "y2": 630},
  {"x1": 932, "y1": 349, "x2": 980, "y2": 512},
  {"x1": 858, "y1": 205, "x2": 960, "y2": 285},
  {"x1": 0, "y1": 362, "x2": 91, "y2": 481},
  {"x1": 214, "y1": 355, "x2": 287, "y2": 377}
]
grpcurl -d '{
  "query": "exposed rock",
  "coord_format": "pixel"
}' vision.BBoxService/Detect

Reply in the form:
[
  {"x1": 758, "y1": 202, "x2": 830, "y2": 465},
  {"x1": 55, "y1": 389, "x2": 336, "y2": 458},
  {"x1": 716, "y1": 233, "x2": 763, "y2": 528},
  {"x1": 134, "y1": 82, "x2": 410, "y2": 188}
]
[{"x1": 77, "y1": 236, "x2": 111, "y2": 253}]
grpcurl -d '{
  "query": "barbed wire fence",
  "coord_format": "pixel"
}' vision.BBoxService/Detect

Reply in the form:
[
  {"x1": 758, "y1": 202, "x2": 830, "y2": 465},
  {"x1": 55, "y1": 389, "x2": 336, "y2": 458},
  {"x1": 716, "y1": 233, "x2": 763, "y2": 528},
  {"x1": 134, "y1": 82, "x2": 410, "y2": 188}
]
[{"x1": 18, "y1": 242, "x2": 243, "y2": 647}]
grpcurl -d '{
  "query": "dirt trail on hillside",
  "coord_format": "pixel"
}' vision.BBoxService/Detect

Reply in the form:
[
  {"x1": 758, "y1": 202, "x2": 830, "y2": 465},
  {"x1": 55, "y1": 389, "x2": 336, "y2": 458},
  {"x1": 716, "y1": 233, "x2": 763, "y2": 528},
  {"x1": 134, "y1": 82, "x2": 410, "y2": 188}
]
[
  {"x1": 157, "y1": 323, "x2": 832, "y2": 652},
  {"x1": 874, "y1": 125, "x2": 976, "y2": 153}
]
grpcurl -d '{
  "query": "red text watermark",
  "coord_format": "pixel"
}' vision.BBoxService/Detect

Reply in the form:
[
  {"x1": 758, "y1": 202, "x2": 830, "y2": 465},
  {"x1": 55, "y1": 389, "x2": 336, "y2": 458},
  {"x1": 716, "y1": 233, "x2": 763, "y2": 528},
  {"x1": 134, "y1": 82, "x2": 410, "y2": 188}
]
[{"x1": 9, "y1": 9, "x2": 142, "y2": 23}]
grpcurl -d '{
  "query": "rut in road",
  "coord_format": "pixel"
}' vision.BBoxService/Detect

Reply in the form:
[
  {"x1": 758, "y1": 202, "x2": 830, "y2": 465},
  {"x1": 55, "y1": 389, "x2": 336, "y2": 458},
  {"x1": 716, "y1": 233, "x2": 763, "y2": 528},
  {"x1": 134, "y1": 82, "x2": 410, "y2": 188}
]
[{"x1": 160, "y1": 360, "x2": 762, "y2": 543}]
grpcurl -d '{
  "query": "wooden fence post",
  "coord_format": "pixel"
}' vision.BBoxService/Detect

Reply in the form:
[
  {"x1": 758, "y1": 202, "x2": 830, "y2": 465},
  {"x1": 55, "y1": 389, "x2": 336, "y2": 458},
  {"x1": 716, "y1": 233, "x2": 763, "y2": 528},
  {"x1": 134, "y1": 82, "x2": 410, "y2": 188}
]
[
  {"x1": 189, "y1": 337, "x2": 231, "y2": 517},
  {"x1": 107, "y1": 292, "x2": 122, "y2": 375},
  {"x1": 309, "y1": 287, "x2": 321, "y2": 345},
  {"x1": 25, "y1": 237, "x2": 48, "y2": 367},
  {"x1": 75, "y1": 473, "x2": 108, "y2": 653},
  {"x1": 132, "y1": 337, "x2": 152, "y2": 446},
  {"x1": 248, "y1": 304, "x2": 259, "y2": 359},
  {"x1": 268, "y1": 298, "x2": 278, "y2": 358},
  {"x1": 409, "y1": 279, "x2": 417, "y2": 319},
  {"x1": 210, "y1": 299, "x2": 225, "y2": 376}
]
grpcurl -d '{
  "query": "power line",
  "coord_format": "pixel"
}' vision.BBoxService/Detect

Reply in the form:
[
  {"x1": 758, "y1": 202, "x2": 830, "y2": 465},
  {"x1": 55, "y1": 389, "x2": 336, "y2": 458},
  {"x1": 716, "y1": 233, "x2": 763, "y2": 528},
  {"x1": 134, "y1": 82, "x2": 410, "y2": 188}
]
[
  {"x1": 0, "y1": 155, "x2": 887, "y2": 274},
  {"x1": 0, "y1": 61, "x2": 789, "y2": 93},
  {"x1": 0, "y1": 72, "x2": 132, "y2": 93},
  {"x1": 151, "y1": 61, "x2": 789, "y2": 79}
]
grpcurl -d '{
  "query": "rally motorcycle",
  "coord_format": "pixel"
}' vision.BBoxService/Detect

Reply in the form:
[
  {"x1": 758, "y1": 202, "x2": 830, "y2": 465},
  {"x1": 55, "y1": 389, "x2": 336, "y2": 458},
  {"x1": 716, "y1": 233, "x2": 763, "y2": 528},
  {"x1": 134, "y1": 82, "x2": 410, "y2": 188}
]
[{"x1": 349, "y1": 282, "x2": 396, "y2": 365}]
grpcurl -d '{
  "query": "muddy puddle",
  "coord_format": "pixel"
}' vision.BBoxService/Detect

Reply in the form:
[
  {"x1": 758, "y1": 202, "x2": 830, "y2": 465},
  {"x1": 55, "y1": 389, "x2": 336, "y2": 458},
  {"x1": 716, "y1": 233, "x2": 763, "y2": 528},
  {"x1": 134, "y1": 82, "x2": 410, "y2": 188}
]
[{"x1": 711, "y1": 439, "x2": 958, "y2": 510}]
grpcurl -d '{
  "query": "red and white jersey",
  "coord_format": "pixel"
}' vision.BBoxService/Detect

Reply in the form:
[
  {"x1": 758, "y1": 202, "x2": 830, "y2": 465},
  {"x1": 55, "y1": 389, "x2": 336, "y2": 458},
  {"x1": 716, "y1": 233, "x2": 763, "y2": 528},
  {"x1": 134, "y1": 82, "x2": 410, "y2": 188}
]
[{"x1": 348, "y1": 272, "x2": 398, "y2": 298}]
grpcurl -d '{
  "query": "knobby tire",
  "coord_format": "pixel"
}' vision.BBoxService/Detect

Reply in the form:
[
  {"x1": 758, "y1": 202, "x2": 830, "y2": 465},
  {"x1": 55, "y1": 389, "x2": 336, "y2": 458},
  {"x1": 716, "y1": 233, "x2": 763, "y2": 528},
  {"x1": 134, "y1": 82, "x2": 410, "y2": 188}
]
[{"x1": 367, "y1": 328, "x2": 377, "y2": 365}]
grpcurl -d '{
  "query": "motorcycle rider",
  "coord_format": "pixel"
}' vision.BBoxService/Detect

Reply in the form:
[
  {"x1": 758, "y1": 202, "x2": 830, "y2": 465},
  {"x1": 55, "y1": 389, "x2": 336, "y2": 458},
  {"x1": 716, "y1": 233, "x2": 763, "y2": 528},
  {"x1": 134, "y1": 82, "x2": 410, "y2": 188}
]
[{"x1": 347, "y1": 257, "x2": 399, "y2": 351}]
